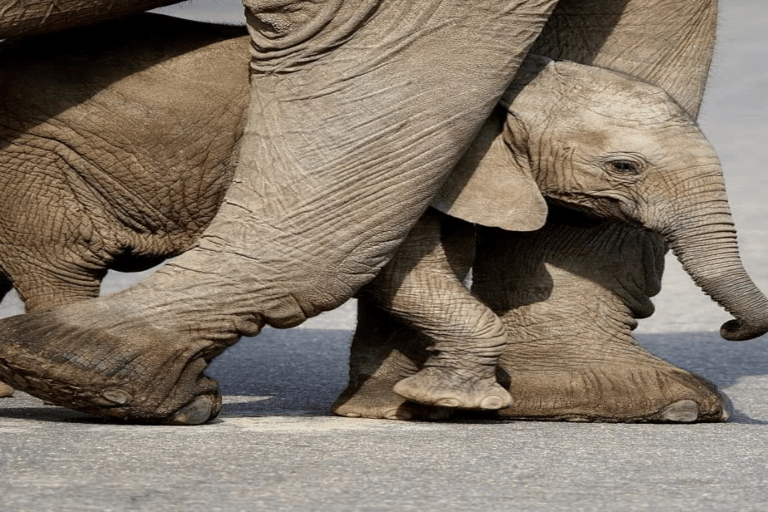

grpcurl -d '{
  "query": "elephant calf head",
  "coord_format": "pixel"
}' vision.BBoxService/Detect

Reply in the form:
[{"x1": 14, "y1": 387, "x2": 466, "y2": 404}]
[{"x1": 434, "y1": 55, "x2": 768, "y2": 341}]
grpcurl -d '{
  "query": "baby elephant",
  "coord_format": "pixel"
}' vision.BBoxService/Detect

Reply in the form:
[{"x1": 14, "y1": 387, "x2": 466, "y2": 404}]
[
  {"x1": 336, "y1": 207, "x2": 732, "y2": 423},
  {"x1": 339, "y1": 55, "x2": 762, "y2": 416}
]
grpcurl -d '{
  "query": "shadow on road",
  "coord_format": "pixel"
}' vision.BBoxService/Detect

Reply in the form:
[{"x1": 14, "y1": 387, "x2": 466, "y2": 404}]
[{"x1": 2, "y1": 328, "x2": 767, "y2": 424}]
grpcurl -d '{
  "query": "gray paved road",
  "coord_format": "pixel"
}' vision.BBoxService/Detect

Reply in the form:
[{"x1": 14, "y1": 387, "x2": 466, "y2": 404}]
[{"x1": 2, "y1": 329, "x2": 768, "y2": 511}]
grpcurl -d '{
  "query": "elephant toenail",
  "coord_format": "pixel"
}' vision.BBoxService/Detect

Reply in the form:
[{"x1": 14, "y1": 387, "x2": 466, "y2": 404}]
[
  {"x1": 479, "y1": 396, "x2": 509, "y2": 410},
  {"x1": 385, "y1": 409, "x2": 411, "y2": 420},
  {"x1": 169, "y1": 395, "x2": 217, "y2": 425},
  {"x1": 99, "y1": 388, "x2": 132, "y2": 406},
  {"x1": 659, "y1": 399, "x2": 698, "y2": 423},
  {"x1": 435, "y1": 398, "x2": 461, "y2": 408}
]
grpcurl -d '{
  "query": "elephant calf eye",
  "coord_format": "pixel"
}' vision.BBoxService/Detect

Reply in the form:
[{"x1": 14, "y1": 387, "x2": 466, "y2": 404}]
[{"x1": 607, "y1": 160, "x2": 641, "y2": 174}]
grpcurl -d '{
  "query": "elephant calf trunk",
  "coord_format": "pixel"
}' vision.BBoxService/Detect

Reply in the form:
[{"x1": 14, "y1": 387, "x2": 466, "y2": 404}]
[
  {"x1": 667, "y1": 219, "x2": 768, "y2": 342},
  {"x1": 718, "y1": 291, "x2": 768, "y2": 341},
  {"x1": 721, "y1": 318, "x2": 768, "y2": 341}
]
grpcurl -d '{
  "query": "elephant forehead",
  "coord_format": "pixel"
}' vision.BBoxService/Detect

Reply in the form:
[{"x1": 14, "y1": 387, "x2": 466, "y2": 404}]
[
  {"x1": 551, "y1": 61, "x2": 689, "y2": 123},
  {"x1": 566, "y1": 105, "x2": 689, "y2": 141},
  {"x1": 562, "y1": 116, "x2": 685, "y2": 157},
  {"x1": 582, "y1": 93, "x2": 682, "y2": 125}
]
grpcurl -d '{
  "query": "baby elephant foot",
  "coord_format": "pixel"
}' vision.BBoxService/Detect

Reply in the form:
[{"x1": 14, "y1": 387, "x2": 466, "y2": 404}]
[
  {"x1": 393, "y1": 367, "x2": 512, "y2": 410},
  {"x1": 0, "y1": 308, "x2": 223, "y2": 424},
  {"x1": 0, "y1": 381, "x2": 13, "y2": 397},
  {"x1": 332, "y1": 376, "x2": 453, "y2": 421}
]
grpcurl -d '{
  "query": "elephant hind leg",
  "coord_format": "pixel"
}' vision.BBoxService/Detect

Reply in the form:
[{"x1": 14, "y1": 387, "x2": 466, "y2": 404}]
[
  {"x1": 0, "y1": 296, "x2": 223, "y2": 424},
  {"x1": 355, "y1": 209, "x2": 511, "y2": 411},
  {"x1": 0, "y1": 244, "x2": 110, "y2": 398},
  {"x1": 0, "y1": 269, "x2": 104, "y2": 399},
  {"x1": 0, "y1": 251, "x2": 221, "y2": 424}
]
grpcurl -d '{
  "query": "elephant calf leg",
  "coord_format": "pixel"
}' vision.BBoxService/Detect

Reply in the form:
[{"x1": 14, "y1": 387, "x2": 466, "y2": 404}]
[
  {"x1": 331, "y1": 304, "x2": 453, "y2": 420},
  {"x1": 355, "y1": 209, "x2": 511, "y2": 411},
  {"x1": 473, "y1": 215, "x2": 731, "y2": 423}
]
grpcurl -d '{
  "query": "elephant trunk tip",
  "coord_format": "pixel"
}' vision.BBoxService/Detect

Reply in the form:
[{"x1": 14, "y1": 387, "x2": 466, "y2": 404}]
[{"x1": 720, "y1": 317, "x2": 768, "y2": 342}]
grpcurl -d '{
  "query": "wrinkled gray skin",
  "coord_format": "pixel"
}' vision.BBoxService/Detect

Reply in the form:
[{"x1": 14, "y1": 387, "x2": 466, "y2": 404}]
[
  {"x1": 0, "y1": 15, "x2": 717, "y2": 414},
  {"x1": 0, "y1": 0, "x2": 556, "y2": 423},
  {"x1": 339, "y1": 56, "x2": 741, "y2": 421},
  {"x1": 0, "y1": 15, "x2": 537, "y2": 406},
  {"x1": 334, "y1": 0, "x2": 749, "y2": 422},
  {"x1": 0, "y1": 0, "x2": 764, "y2": 424},
  {"x1": 0, "y1": 16, "x2": 482, "y2": 405},
  {"x1": 0, "y1": 16, "x2": 249, "y2": 313}
]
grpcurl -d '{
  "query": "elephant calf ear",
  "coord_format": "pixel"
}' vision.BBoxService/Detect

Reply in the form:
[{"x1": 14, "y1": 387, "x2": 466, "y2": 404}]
[{"x1": 432, "y1": 110, "x2": 547, "y2": 231}]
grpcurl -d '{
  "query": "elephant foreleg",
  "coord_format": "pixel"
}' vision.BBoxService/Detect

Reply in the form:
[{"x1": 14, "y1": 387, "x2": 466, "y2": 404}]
[
  {"x1": 331, "y1": 303, "x2": 453, "y2": 420},
  {"x1": 353, "y1": 208, "x2": 512, "y2": 411}
]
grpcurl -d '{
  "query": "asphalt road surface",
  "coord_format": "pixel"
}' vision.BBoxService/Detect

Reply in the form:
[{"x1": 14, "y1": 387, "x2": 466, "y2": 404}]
[{"x1": 2, "y1": 328, "x2": 768, "y2": 511}]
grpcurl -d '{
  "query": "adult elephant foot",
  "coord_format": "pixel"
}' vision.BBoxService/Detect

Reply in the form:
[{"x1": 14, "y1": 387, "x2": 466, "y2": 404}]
[
  {"x1": 494, "y1": 338, "x2": 731, "y2": 423},
  {"x1": 473, "y1": 212, "x2": 733, "y2": 423},
  {"x1": 0, "y1": 297, "x2": 227, "y2": 424}
]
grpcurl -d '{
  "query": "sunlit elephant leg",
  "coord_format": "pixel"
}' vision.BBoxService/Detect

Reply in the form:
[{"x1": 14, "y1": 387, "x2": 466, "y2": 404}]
[
  {"x1": 331, "y1": 303, "x2": 452, "y2": 420},
  {"x1": 473, "y1": 211, "x2": 731, "y2": 423},
  {"x1": 336, "y1": 209, "x2": 510, "y2": 415}
]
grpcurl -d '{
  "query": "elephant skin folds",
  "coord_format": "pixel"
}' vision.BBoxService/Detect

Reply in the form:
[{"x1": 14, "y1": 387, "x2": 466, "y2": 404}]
[
  {"x1": 0, "y1": 301, "x2": 222, "y2": 424},
  {"x1": 0, "y1": 0, "x2": 563, "y2": 421}
]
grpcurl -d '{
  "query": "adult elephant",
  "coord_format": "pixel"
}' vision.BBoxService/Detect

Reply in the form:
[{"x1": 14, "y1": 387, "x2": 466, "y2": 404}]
[{"x1": 0, "y1": 0, "x2": 764, "y2": 424}]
